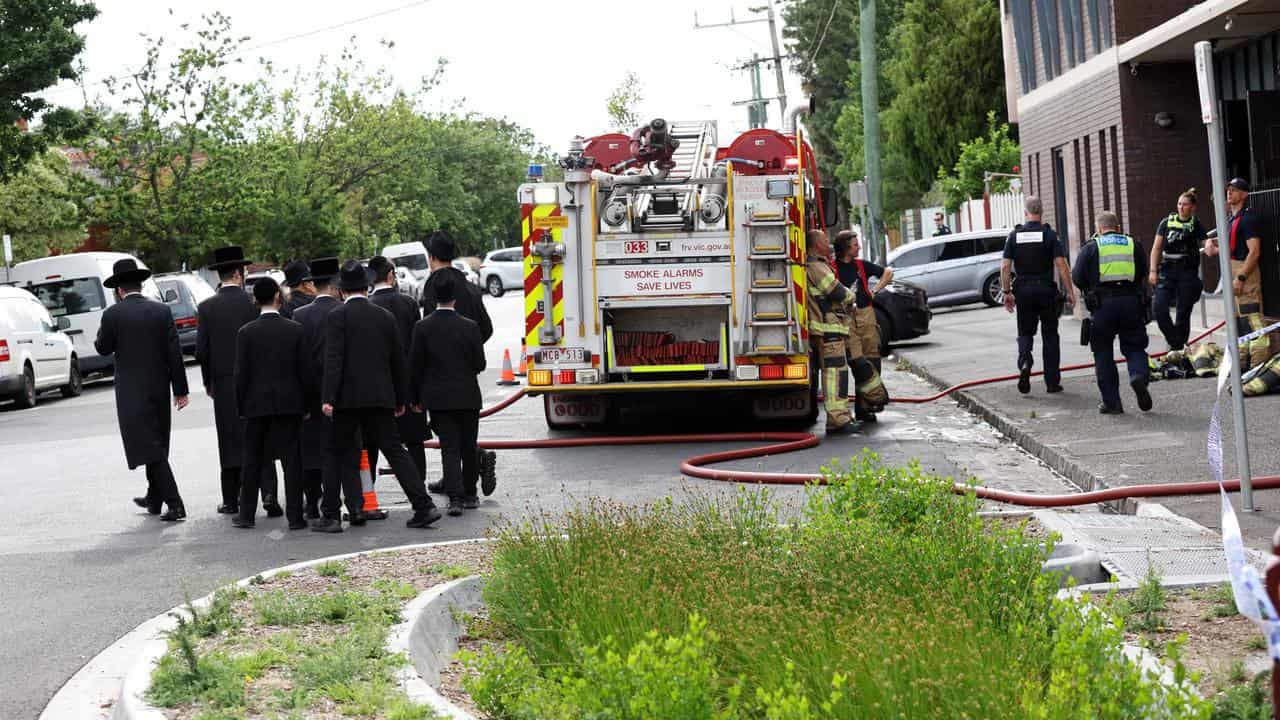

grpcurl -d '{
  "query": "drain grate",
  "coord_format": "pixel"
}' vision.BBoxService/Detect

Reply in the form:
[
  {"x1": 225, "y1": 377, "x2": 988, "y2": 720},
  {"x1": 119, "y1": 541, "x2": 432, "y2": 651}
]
[{"x1": 1103, "y1": 548, "x2": 1231, "y2": 581}]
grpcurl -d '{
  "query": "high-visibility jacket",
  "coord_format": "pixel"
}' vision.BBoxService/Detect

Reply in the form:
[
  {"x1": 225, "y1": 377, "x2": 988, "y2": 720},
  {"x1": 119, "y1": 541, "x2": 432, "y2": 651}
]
[
  {"x1": 1162, "y1": 214, "x2": 1199, "y2": 258},
  {"x1": 1097, "y1": 233, "x2": 1137, "y2": 284},
  {"x1": 806, "y1": 257, "x2": 852, "y2": 336}
]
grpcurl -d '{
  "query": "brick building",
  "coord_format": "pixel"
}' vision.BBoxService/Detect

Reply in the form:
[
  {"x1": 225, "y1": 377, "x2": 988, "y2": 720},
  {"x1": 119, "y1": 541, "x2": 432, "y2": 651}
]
[{"x1": 1001, "y1": 0, "x2": 1280, "y2": 276}]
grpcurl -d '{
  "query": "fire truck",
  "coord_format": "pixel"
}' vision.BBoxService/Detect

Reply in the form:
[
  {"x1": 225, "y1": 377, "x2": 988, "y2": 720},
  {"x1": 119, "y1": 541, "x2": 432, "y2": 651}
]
[{"x1": 517, "y1": 117, "x2": 839, "y2": 428}]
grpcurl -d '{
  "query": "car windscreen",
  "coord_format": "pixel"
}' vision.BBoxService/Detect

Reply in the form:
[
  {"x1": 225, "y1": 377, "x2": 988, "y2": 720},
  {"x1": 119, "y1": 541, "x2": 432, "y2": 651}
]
[
  {"x1": 28, "y1": 277, "x2": 107, "y2": 317},
  {"x1": 392, "y1": 254, "x2": 429, "y2": 271}
]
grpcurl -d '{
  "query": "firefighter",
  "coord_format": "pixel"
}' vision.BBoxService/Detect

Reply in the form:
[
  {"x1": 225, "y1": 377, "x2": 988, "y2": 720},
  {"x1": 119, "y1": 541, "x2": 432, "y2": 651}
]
[
  {"x1": 1000, "y1": 196, "x2": 1076, "y2": 394},
  {"x1": 832, "y1": 230, "x2": 889, "y2": 422},
  {"x1": 1149, "y1": 188, "x2": 1207, "y2": 352},
  {"x1": 1205, "y1": 177, "x2": 1280, "y2": 374},
  {"x1": 1072, "y1": 211, "x2": 1152, "y2": 414},
  {"x1": 806, "y1": 229, "x2": 862, "y2": 435}
]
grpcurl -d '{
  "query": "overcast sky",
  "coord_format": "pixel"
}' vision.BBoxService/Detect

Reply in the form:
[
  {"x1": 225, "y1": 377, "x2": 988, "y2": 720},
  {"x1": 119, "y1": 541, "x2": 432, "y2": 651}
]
[{"x1": 40, "y1": 0, "x2": 812, "y2": 154}]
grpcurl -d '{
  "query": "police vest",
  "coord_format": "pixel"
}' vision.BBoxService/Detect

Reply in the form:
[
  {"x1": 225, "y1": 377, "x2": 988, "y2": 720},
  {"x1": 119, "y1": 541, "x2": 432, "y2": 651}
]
[
  {"x1": 1096, "y1": 233, "x2": 1137, "y2": 284},
  {"x1": 1163, "y1": 214, "x2": 1198, "y2": 259},
  {"x1": 1012, "y1": 225, "x2": 1053, "y2": 278}
]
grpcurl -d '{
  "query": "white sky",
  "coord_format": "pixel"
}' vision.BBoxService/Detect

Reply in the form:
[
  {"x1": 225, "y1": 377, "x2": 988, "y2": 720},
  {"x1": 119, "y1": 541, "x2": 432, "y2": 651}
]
[{"x1": 40, "y1": 0, "x2": 810, "y2": 155}]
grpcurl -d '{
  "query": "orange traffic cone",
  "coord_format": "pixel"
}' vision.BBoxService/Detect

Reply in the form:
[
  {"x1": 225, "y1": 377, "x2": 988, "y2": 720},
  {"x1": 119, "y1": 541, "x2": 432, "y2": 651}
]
[
  {"x1": 498, "y1": 349, "x2": 520, "y2": 386},
  {"x1": 515, "y1": 339, "x2": 528, "y2": 377},
  {"x1": 358, "y1": 450, "x2": 388, "y2": 520}
]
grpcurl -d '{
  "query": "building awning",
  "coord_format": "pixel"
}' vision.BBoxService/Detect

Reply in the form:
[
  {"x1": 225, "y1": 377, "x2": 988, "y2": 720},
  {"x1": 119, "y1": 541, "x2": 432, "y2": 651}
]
[{"x1": 1119, "y1": 0, "x2": 1280, "y2": 63}]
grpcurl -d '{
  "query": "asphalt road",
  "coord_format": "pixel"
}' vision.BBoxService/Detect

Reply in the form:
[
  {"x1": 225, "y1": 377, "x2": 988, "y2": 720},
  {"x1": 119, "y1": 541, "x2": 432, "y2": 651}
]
[{"x1": 3, "y1": 291, "x2": 1077, "y2": 720}]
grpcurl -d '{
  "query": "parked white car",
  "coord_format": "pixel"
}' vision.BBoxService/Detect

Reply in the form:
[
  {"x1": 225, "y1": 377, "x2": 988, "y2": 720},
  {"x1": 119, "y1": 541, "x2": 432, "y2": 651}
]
[
  {"x1": 479, "y1": 247, "x2": 524, "y2": 297},
  {"x1": 0, "y1": 286, "x2": 81, "y2": 408},
  {"x1": 886, "y1": 228, "x2": 1013, "y2": 307},
  {"x1": 452, "y1": 259, "x2": 481, "y2": 287},
  {"x1": 9, "y1": 252, "x2": 160, "y2": 375}
]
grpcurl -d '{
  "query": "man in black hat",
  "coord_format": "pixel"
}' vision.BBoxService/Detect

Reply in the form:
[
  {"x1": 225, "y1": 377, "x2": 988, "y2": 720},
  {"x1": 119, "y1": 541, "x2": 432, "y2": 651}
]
[
  {"x1": 410, "y1": 272, "x2": 486, "y2": 515},
  {"x1": 319, "y1": 260, "x2": 441, "y2": 530},
  {"x1": 196, "y1": 245, "x2": 281, "y2": 517},
  {"x1": 367, "y1": 255, "x2": 430, "y2": 489},
  {"x1": 231, "y1": 277, "x2": 310, "y2": 529},
  {"x1": 420, "y1": 230, "x2": 497, "y2": 497},
  {"x1": 95, "y1": 258, "x2": 190, "y2": 521},
  {"x1": 294, "y1": 257, "x2": 357, "y2": 524},
  {"x1": 280, "y1": 260, "x2": 316, "y2": 320}
]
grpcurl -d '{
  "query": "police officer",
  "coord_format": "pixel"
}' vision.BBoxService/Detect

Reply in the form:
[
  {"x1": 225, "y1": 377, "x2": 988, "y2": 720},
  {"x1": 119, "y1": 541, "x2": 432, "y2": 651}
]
[
  {"x1": 1149, "y1": 188, "x2": 1207, "y2": 352},
  {"x1": 1206, "y1": 177, "x2": 1280, "y2": 370},
  {"x1": 1000, "y1": 196, "x2": 1076, "y2": 394},
  {"x1": 1072, "y1": 211, "x2": 1152, "y2": 414},
  {"x1": 933, "y1": 212, "x2": 952, "y2": 236},
  {"x1": 805, "y1": 229, "x2": 861, "y2": 435}
]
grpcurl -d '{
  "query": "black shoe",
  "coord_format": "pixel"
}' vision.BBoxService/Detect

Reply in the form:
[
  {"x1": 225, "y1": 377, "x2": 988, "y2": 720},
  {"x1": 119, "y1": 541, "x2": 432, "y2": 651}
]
[
  {"x1": 134, "y1": 497, "x2": 162, "y2": 515},
  {"x1": 263, "y1": 496, "x2": 284, "y2": 518},
  {"x1": 363, "y1": 508, "x2": 388, "y2": 520},
  {"x1": 1045, "y1": 384, "x2": 1064, "y2": 394},
  {"x1": 159, "y1": 505, "x2": 187, "y2": 522},
  {"x1": 287, "y1": 519, "x2": 307, "y2": 530},
  {"x1": 1131, "y1": 379, "x2": 1153, "y2": 412},
  {"x1": 1098, "y1": 403, "x2": 1124, "y2": 415},
  {"x1": 216, "y1": 503, "x2": 238, "y2": 515},
  {"x1": 1017, "y1": 366, "x2": 1031, "y2": 394},
  {"x1": 347, "y1": 511, "x2": 367, "y2": 527},
  {"x1": 479, "y1": 450, "x2": 497, "y2": 496},
  {"x1": 305, "y1": 504, "x2": 320, "y2": 520},
  {"x1": 447, "y1": 499, "x2": 464, "y2": 517},
  {"x1": 407, "y1": 507, "x2": 443, "y2": 528},
  {"x1": 825, "y1": 421, "x2": 864, "y2": 436},
  {"x1": 428, "y1": 479, "x2": 446, "y2": 495},
  {"x1": 310, "y1": 517, "x2": 343, "y2": 533},
  {"x1": 462, "y1": 496, "x2": 480, "y2": 510},
  {"x1": 231, "y1": 517, "x2": 255, "y2": 529},
  {"x1": 854, "y1": 410, "x2": 877, "y2": 423}
]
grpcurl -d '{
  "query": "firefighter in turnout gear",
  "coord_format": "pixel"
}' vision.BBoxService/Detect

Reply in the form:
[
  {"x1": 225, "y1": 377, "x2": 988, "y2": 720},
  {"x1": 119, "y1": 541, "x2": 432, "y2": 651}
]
[
  {"x1": 1149, "y1": 189, "x2": 1207, "y2": 351},
  {"x1": 1206, "y1": 177, "x2": 1280, "y2": 375},
  {"x1": 1000, "y1": 196, "x2": 1076, "y2": 394},
  {"x1": 832, "y1": 230, "x2": 889, "y2": 422},
  {"x1": 1072, "y1": 211, "x2": 1152, "y2": 414},
  {"x1": 806, "y1": 229, "x2": 862, "y2": 435}
]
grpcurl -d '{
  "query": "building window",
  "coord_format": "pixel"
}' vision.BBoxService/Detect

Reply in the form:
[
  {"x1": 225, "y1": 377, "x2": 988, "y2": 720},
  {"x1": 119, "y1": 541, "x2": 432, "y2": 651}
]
[
  {"x1": 1110, "y1": 125, "x2": 1123, "y2": 225},
  {"x1": 1010, "y1": 0, "x2": 1037, "y2": 93},
  {"x1": 1061, "y1": 0, "x2": 1079, "y2": 68},
  {"x1": 1073, "y1": 138, "x2": 1084, "y2": 248},
  {"x1": 1097, "y1": 0, "x2": 1113, "y2": 49},
  {"x1": 1083, "y1": 135, "x2": 1094, "y2": 220},
  {"x1": 1098, "y1": 130, "x2": 1110, "y2": 211},
  {"x1": 1036, "y1": 0, "x2": 1062, "y2": 79}
]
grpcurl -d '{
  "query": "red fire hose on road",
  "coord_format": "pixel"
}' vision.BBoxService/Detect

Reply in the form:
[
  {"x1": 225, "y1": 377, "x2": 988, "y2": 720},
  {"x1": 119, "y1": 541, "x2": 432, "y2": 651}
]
[{"x1": 441, "y1": 320, "x2": 1257, "y2": 507}]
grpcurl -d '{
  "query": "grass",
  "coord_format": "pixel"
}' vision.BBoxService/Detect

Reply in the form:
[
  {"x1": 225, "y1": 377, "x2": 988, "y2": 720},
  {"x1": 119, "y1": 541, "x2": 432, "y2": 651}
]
[
  {"x1": 314, "y1": 559, "x2": 348, "y2": 578},
  {"x1": 423, "y1": 563, "x2": 474, "y2": 580},
  {"x1": 464, "y1": 452, "x2": 1211, "y2": 720},
  {"x1": 1210, "y1": 670, "x2": 1272, "y2": 720}
]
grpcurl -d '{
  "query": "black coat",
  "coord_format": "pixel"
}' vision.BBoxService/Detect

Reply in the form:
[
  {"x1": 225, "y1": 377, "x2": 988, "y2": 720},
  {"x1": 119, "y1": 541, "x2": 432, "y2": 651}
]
[
  {"x1": 420, "y1": 267, "x2": 493, "y2": 343},
  {"x1": 409, "y1": 309, "x2": 486, "y2": 411},
  {"x1": 370, "y1": 287, "x2": 421, "y2": 353},
  {"x1": 281, "y1": 290, "x2": 314, "y2": 320},
  {"x1": 196, "y1": 285, "x2": 258, "y2": 468},
  {"x1": 323, "y1": 296, "x2": 407, "y2": 410},
  {"x1": 94, "y1": 294, "x2": 189, "y2": 469},
  {"x1": 293, "y1": 294, "x2": 340, "y2": 469},
  {"x1": 234, "y1": 312, "x2": 309, "y2": 418}
]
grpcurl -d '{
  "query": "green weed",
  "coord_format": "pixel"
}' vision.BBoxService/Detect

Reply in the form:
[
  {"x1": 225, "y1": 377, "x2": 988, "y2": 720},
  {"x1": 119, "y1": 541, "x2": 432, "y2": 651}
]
[
  {"x1": 1247, "y1": 635, "x2": 1267, "y2": 651},
  {"x1": 1210, "y1": 670, "x2": 1272, "y2": 719},
  {"x1": 314, "y1": 560, "x2": 347, "y2": 578},
  {"x1": 425, "y1": 563, "x2": 474, "y2": 580}
]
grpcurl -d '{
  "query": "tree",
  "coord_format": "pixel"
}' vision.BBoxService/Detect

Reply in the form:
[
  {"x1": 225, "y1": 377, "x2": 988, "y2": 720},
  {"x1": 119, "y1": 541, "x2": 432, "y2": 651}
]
[
  {"x1": 0, "y1": 0, "x2": 98, "y2": 181},
  {"x1": 0, "y1": 150, "x2": 86, "y2": 261},
  {"x1": 937, "y1": 111, "x2": 1020, "y2": 212},
  {"x1": 605, "y1": 71, "x2": 643, "y2": 133}
]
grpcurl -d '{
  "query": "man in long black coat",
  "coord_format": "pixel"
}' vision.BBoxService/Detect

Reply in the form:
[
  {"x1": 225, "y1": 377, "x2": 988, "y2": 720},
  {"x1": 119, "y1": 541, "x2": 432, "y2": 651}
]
[
  {"x1": 232, "y1": 278, "x2": 311, "y2": 529},
  {"x1": 95, "y1": 258, "x2": 190, "y2": 521},
  {"x1": 196, "y1": 246, "x2": 280, "y2": 516},
  {"x1": 368, "y1": 255, "x2": 429, "y2": 488},
  {"x1": 410, "y1": 273, "x2": 486, "y2": 515},
  {"x1": 319, "y1": 260, "x2": 440, "y2": 531},
  {"x1": 294, "y1": 258, "x2": 361, "y2": 527},
  {"x1": 280, "y1": 260, "x2": 315, "y2": 320}
]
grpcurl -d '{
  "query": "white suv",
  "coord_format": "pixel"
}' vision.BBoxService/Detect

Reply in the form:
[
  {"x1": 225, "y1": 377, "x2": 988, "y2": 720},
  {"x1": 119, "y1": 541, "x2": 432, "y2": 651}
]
[
  {"x1": 479, "y1": 248, "x2": 524, "y2": 297},
  {"x1": 0, "y1": 286, "x2": 80, "y2": 408}
]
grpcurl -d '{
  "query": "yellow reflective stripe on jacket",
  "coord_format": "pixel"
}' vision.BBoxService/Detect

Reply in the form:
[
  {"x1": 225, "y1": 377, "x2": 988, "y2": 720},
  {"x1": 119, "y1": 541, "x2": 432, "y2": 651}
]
[
  {"x1": 1098, "y1": 233, "x2": 1136, "y2": 283},
  {"x1": 1166, "y1": 214, "x2": 1194, "y2": 232}
]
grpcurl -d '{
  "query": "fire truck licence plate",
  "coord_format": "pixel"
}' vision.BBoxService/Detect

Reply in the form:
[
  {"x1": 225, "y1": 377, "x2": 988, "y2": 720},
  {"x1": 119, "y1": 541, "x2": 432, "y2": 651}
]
[{"x1": 539, "y1": 347, "x2": 585, "y2": 364}]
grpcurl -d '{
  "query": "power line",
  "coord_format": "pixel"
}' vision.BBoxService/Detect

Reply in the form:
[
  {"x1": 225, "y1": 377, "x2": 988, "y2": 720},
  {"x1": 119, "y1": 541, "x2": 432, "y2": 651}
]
[{"x1": 808, "y1": 0, "x2": 842, "y2": 68}]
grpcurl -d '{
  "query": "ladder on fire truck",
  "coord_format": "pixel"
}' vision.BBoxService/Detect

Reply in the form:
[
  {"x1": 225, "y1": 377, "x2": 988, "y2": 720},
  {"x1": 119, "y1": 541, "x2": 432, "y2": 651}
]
[
  {"x1": 632, "y1": 121, "x2": 718, "y2": 231},
  {"x1": 743, "y1": 202, "x2": 799, "y2": 355}
]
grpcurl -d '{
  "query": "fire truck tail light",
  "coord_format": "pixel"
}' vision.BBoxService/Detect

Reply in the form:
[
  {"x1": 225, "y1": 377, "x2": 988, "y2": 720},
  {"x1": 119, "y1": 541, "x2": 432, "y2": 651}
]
[
  {"x1": 556, "y1": 370, "x2": 576, "y2": 385},
  {"x1": 0, "y1": 339, "x2": 9, "y2": 363},
  {"x1": 784, "y1": 364, "x2": 807, "y2": 380},
  {"x1": 760, "y1": 365, "x2": 784, "y2": 380},
  {"x1": 575, "y1": 369, "x2": 600, "y2": 384},
  {"x1": 735, "y1": 365, "x2": 760, "y2": 381},
  {"x1": 528, "y1": 370, "x2": 552, "y2": 386},
  {"x1": 784, "y1": 155, "x2": 800, "y2": 169}
]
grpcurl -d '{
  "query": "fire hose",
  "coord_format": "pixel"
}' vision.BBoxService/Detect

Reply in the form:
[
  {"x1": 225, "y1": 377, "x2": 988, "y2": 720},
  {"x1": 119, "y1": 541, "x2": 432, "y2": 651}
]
[{"x1": 430, "y1": 320, "x2": 1275, "y2": 507}]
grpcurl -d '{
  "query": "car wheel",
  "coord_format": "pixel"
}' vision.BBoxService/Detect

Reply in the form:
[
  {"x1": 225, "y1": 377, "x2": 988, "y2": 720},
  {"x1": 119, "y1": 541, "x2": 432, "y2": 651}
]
[
  {"x1": 60, "y1": 359, "x2": 83, "y2": 398},
  {"x1": 875, "y1": 308, "x2": 893, "y2": 359},
  {"x1": 982, "y1": 273, "x2": 1003, "y2": 307},
  {"x1": 486, "y1": 275, "x2": 505, "y2": 297},
  {"x1": 14, "y1": 364, "x2": 37, "y2": 409}
]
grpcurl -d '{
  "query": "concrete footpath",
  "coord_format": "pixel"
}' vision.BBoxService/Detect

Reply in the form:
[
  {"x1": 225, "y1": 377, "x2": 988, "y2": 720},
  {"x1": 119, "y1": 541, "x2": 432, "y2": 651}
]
[{"x1": 893, "y1": 301, "x2": 1280, "y2": 553}]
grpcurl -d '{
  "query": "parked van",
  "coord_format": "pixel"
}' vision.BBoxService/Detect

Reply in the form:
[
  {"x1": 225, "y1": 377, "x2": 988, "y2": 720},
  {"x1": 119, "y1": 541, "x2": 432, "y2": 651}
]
[
  {"x1": 886, "y1": 228, "x2": 1012, "y2": 308},
  {"x1": 382, "y1": 242, "x2": 429, "y2": 280},
  {"x1": 0, "y1": 286, "x2": 80, "y2": 408},
  {"x1": 9, "y1": 252, "x2": 160, "y2": 375}
]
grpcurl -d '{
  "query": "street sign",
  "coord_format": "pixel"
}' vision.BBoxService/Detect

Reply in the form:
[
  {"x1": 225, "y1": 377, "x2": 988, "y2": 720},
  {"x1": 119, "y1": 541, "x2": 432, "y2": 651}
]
[
  {"x1": 2, "y1": 234, "x2": 10, "y2": 265},
  {"x1": 1195, "y1": 42, "x2": 1216, "y2": 124},
  {"x1": 848, "y1": 181, "x2": 868, "y2": 207}
]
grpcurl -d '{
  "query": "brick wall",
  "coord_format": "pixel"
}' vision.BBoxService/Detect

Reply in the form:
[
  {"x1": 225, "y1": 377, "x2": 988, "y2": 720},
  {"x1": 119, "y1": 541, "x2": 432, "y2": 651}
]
[{"x1": 1114, "y1": 1, "x2": 1202, "y2": 45}]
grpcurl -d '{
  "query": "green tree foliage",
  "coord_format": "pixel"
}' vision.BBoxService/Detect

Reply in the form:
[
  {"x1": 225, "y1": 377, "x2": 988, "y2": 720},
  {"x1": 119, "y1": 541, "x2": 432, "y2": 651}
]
[
  {"x1": 0, "y1": 150, "x2": 86, "y2": 261},
  {"x1": 605, "y1": 71, "x2": 644, "y2": 133},
  {"x1": 937, "y1": 111, "x2": 1020, "y2": 212},
  {"x1": 0, "y1": 0, "x2": 98, "y2": 181}
]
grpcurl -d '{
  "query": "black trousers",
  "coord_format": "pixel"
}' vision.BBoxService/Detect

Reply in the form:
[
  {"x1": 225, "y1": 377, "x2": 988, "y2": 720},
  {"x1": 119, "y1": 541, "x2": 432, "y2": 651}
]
[
  {"x1": 367, "y1": 409, "x2": 428, "y2": 484},
  {"x1": 1090, "y1": 293, "x2": 1150, "y2": 409},
  {"x1": 1014, "y1": 282, "x2": 1063, "y2": 387},
  {"x1": 238, "y1": 415, "x2": 305, "y2": 523},
  {"x1": 1153, "y1": 262, "x2": 1202, "y2": 351},
  {"x1": 320, "y1": 427, "x2": 363, "y2": 520},
  {"x1": 332, "y1": 408, "x2": 433, "y2": 513},
  {"x1": 303, "y1": 469, "x2": 323, "y2": 512},
  {"x1": 144, "y1": 461, "x2": 182, "y2": 507},
  {"x1": 431, "y1": 409, "x2": 480, "y2": 500},
  {"x1": 219, "y1": 465, "x2": 279, "y2": 507}
]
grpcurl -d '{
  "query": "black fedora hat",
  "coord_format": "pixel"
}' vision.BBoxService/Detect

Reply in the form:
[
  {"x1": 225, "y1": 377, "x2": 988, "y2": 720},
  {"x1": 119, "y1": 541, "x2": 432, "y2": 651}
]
[
  {"x1": 103, "y1": 258, "x2": 152, "y2": 288},
  {"x1": 207, "y1": 245, "x2": 252, "y2": 271},
  {"x1": 337, "y1": 260, "x2": 371, "y2": 291},
  {"x1": 282, "y1": 260, "x2": 312, "y2": 287},
  {"x1": 309, "y1": 256, "x2": 340, "y2": 281}
]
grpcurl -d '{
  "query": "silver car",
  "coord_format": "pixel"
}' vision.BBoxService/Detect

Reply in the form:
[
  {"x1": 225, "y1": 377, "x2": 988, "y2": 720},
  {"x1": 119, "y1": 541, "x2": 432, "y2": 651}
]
[
  {"x1": 886, "y1": 228, "x2": 1012, "y2": 307},
  {"x1": 479, "y1": 247, "x2": 524, "y2": 297}
]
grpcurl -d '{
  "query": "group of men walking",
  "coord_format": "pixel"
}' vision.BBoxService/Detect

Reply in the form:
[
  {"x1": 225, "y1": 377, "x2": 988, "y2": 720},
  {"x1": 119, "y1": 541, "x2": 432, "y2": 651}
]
[{"x1": 97, "y1": 230, "x2": 497, "y2": 528}]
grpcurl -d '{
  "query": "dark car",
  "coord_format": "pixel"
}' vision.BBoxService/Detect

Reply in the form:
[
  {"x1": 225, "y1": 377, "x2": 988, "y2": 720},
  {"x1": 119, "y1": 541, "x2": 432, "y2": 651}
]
[
  {"x1": 872, "y1": 279, "x2": 931, "y2": 357},
  {"x1": 153, "y1": 272, "x2": 216, "y2": 355}
]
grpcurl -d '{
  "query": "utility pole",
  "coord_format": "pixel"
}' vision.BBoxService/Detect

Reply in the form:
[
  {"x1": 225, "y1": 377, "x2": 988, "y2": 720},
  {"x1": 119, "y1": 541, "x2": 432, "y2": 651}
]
[
  {"x1": 860, "y1": 0, "x2": 884, "y2": 263},
  {"x1": 694, "y1": 3, "x2": 789, "y2": 119},
  {"x1": 731, "y1": 54, "x2": 770, "y2": 128}
]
